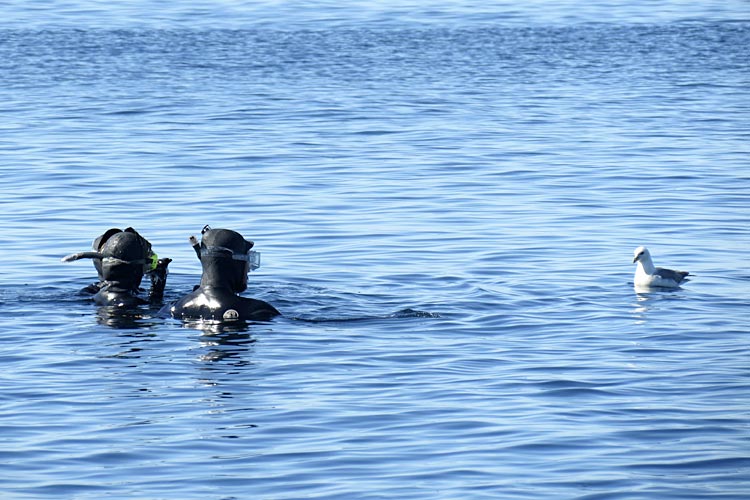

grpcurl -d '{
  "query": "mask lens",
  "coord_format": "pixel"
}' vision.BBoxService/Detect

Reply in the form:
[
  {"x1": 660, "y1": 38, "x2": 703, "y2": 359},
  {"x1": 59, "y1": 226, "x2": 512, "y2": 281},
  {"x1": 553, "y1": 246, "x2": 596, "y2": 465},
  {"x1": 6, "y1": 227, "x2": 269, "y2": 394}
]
[{"x1": 247, "y1": 251, "x2": 260, "y2": 271}]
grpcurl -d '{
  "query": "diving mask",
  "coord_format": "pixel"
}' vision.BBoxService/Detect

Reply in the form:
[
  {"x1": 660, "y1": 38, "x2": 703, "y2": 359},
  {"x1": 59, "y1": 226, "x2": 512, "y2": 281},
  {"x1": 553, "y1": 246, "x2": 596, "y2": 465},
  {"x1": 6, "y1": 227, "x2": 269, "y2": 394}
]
[{"x1": 201, "y1": 245, "x2": 261, "y2": 271}]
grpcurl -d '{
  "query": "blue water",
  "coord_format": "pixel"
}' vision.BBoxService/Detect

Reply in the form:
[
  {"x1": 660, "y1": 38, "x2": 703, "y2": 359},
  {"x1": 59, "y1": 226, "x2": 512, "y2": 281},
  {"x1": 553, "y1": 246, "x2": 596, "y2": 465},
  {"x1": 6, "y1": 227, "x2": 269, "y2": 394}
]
[{"x1": 1, "y1": 1, "x2": 749, "y2": 498}]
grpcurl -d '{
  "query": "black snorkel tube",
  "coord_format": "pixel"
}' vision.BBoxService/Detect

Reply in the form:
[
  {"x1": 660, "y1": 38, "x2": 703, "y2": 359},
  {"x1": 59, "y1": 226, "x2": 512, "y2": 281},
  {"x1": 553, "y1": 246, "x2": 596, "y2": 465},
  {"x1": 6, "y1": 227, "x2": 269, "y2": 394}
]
[{"x1": 61, "y1": 251, "x2": 106, "y2": 262}]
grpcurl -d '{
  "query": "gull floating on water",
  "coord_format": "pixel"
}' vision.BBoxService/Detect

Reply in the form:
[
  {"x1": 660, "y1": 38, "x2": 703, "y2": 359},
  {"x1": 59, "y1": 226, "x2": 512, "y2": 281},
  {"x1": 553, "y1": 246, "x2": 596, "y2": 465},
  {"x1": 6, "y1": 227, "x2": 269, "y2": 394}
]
[{"x1": 632, "y1": 246, "x2": 690, "y2": 289}]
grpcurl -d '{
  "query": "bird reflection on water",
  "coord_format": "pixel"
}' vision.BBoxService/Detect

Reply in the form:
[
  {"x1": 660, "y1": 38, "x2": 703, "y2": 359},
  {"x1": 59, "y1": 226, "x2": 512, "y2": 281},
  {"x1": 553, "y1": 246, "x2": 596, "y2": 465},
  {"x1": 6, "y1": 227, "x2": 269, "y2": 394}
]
[{"x1": 630, "y1": 287, "x2": 688, "y2": 324}]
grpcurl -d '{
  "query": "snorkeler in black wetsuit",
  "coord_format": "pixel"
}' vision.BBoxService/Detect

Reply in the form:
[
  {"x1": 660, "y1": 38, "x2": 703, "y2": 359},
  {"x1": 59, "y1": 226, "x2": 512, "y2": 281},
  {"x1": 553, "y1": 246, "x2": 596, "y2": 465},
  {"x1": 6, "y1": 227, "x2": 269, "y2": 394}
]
[
  {"x1": 170, "y1": 227, "x2": 280, "y2": 322},
  {"x1": 62, "y1": 227, "x2": 171, "y2": 307}
]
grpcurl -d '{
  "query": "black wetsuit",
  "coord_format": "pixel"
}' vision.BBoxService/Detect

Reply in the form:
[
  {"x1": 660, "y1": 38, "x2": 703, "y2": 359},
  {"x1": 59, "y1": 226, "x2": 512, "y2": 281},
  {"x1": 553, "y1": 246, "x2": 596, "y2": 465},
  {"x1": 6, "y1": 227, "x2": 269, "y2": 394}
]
[
  {"x1": 93, "y1": 258, "x2": 171, "y2": 307},
  {"x1": 170, "y1": 228, "x2": 280, "y2": 323},
  {"x1": 64, "y1": 228, "x2": 170, "y2": 308},
  {"x1": 170, "y1": 286, "x2": 279, "y2": 322}
]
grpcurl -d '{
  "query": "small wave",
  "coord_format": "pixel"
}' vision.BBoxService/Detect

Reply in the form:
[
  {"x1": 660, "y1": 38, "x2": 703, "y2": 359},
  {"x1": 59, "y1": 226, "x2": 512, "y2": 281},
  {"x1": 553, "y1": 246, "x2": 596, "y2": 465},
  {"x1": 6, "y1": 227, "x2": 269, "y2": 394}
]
[
  {"x1": 291, "y1": 307, "x2": 440, "y2": 323},
  {"x1": 389, "y1": 308, "x2": 441, "y2": 318}
]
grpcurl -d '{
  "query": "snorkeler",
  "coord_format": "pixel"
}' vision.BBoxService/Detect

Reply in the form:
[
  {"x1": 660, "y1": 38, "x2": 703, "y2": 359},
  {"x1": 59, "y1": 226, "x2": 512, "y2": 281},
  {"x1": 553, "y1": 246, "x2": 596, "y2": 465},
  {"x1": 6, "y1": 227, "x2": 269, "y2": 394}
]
[
  {"x1": 170, "y1": 226, "x2": 280, "y2": 322},
  {"x1": 62, "y1": 227, "x2": 171, "y2": 307}
]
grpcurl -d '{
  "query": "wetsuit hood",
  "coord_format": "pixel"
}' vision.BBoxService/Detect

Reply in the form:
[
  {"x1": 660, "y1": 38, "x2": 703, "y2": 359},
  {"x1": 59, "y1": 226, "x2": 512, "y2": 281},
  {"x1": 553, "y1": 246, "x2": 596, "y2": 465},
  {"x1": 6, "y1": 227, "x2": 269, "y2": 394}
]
[
  {"x1": 62, "y1": 227, "x2": 154, "y2": 293},
  {"x1": 199, "y1": 228, "x2": 254, "y2": 293},
  {"x1": 99, "y1": 231, "x2": 151, "y2": 292},
  {"x1": 92, "y1": 228, "x2": 124, "y2": 280}
]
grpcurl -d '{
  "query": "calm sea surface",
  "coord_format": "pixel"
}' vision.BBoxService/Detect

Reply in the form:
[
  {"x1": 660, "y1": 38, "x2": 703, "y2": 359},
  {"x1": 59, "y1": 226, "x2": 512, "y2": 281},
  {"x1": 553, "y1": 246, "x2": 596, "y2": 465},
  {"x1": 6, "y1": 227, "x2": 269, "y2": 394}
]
[{"x1": 1, "y1": 1, "x2": 749, "y2": 499}]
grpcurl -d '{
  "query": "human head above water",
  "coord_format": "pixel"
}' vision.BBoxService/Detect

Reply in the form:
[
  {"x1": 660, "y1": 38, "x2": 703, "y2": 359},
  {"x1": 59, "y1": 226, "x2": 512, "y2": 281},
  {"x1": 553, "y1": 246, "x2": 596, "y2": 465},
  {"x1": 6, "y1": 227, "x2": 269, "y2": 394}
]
[
  {"x1": 91, "y1": 228, "x2": 125, "y2": 280},
  {"x1": 61, "y1": 227, "x2": 155, "y2": 292},
  {"x1": 98, "y1": 229, "x2": 154, "y2": 291},
  {"x1": 198, "y1": 227, "x2": 255, "y2": 293}
]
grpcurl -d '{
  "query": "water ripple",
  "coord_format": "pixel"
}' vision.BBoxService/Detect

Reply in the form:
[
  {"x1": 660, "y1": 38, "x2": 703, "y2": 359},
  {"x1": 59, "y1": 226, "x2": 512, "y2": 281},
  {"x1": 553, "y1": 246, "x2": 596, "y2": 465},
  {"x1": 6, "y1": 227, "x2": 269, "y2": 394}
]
[{"x1": 1, "y1": 17, "x2": 748, "y2": 500}]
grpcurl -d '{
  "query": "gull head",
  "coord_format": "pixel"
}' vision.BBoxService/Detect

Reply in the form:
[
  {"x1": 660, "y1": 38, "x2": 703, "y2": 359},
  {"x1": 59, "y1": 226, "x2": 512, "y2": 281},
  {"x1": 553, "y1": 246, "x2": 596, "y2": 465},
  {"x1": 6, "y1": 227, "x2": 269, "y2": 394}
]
[{"x1": 633, "y1": 246, "x2": 651, "y2": 264}]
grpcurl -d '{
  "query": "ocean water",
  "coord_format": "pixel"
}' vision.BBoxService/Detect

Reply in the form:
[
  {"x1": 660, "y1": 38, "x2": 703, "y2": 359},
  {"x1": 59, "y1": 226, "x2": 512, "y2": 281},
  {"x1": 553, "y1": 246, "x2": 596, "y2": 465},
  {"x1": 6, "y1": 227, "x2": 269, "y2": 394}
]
[{"x1": 1, "y1": 1, "x2": 749, "y2": 498}]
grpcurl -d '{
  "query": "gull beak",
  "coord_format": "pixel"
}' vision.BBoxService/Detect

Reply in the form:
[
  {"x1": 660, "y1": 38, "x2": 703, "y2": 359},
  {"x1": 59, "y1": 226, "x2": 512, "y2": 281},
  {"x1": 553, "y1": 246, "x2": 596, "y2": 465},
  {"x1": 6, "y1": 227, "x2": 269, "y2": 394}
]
[{"x1": 632, "y1": 255, "x2": 639, "y2": 264}]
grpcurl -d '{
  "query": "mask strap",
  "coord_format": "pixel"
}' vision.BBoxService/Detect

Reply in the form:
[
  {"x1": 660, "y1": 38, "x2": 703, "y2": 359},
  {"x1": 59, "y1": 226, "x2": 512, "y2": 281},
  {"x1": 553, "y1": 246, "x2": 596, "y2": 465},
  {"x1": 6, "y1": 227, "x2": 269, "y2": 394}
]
[
  {"x1": 102, "y1": 256, "x2": 147, "y2": 266},
  {"x1": 201, "y1": 245, "x2": 250, "y2": 261}
]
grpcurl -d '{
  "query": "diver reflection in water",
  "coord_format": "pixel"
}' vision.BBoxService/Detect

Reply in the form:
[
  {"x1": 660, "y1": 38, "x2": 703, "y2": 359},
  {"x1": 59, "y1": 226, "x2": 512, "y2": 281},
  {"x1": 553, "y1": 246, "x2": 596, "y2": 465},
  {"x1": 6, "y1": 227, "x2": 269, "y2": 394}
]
[
  {"x1": 95, "y1": 306, "x2": 158, "y2": 329},
  {"x1": 170, "y1": 226, "x2": 280, "y2": 323},
  {"x1": 193, "y1": 323, "x2": 257, "y2": 364},
  {"x1": 62, "y1": 227, "x2": 171, "y2": 307}
]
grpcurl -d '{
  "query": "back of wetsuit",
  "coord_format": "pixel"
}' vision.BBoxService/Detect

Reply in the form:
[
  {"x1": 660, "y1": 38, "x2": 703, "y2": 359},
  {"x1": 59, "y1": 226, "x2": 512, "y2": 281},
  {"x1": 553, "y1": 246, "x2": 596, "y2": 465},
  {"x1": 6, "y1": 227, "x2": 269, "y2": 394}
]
[
  {"x1": 171, "y1": 288, "x2": 279, "y2": 322},
  {"x1": 170, "y1": 227, "x2": 280, "y2": 322}
]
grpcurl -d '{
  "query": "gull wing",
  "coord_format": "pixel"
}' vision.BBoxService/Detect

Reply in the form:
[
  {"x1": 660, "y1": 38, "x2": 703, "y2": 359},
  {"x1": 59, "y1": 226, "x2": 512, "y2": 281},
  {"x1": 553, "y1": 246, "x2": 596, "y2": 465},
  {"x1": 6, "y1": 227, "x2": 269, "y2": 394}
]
[{"x1": 655, "y1": 267, "x2": 690, "y2": 284}]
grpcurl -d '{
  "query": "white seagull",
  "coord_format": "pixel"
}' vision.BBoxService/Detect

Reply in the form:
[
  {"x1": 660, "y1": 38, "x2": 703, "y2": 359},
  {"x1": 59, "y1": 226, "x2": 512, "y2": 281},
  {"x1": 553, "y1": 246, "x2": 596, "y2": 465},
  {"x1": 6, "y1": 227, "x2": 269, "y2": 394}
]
[{"x1": 632, "y1": 246, "x2": 690, "y2": 289}]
